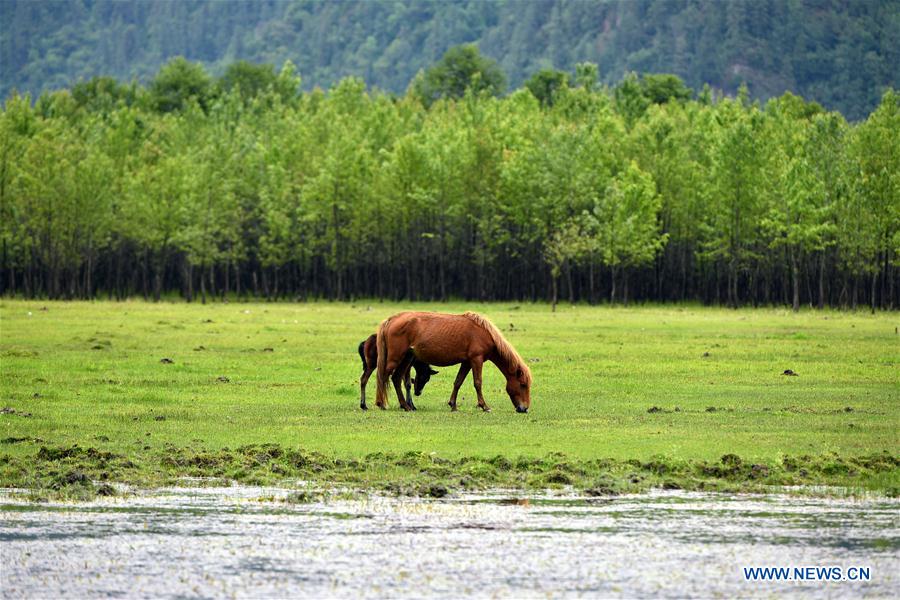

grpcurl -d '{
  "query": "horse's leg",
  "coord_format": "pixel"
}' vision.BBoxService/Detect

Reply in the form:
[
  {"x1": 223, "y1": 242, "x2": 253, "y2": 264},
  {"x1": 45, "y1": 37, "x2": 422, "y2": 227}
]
[
  {"x1": 360, "y1": 338, "x2": 374, "y2": 410},
  {"x1": 448, "y1": 362, "x2": 471, "y2": 412},
  {"x1": 403, "y1": 362, "x2": 416, "y2": 411},
  {"x1": 392, "y1": 353, "x2": 415, "y2": 411},
  {"x1": 360, "y1": 365, "x2": 373, "y2": 410},
  {"x1": 378, "y1": 355, "x2": 400, "y2": 410},
  {"x1": 470, "y1": 358, "x2": 491, "y2": 412}
]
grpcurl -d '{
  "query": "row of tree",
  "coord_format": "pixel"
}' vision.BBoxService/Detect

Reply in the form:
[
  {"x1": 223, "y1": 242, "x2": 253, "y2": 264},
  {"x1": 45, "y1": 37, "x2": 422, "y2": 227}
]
[{"x1": 1, "y1": 55, "x2": 898, "y2": 310}]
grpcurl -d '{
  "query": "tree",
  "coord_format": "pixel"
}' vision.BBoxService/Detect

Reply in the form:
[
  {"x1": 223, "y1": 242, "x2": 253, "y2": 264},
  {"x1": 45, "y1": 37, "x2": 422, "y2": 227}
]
[
  {"x1": 525, "y1": 69, "x2": 569, "y2": 107},
  {"x1": 411, "y1": 44, "x2": 506, "y2": 107},
  {"x1": 584, "y1": 161, "x2": 668, "y2": 303},
  {"x1": 574, "y1": 62, "x2": 599, "y2": 92},
  {"x1": 614, "y1": 72, "x2": 650, "y2": 128},
  {"x1": 71, "y1": 76, "x2": 138, "y2": 113},
  {"x1": 847, "y1": 89, "x2": 900, "y2": 310},
  {"x1": 762, "y1": 94, "x2": 836, "y2": 311},
  {"x1": 629, "y1": 101, "x2": 710, "y2": 301},
  {"x1": 218, "y1": 61, "x2": 279, "y2": 101},
  {"x1": 123, "y1": 126, "x2": 193, "y2": 301},
  {"x1": 701, "y1": 90, "x2": 766, "y2": 307},
  {"x1": 543, "y1": 219, "x2": 589, "y2": 311},
  {"x1": 640, "y1": 73, "x2": 693, "y2": 104},
  {"x1": 150, "y1": 57, "x2": 213, "y2": 113}
]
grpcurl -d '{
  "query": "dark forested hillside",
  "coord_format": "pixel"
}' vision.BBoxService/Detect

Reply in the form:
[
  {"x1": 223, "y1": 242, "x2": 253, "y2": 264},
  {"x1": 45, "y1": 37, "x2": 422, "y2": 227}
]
[{"x1": 2, "y1": 0, "x2": 899, "y2": 120}]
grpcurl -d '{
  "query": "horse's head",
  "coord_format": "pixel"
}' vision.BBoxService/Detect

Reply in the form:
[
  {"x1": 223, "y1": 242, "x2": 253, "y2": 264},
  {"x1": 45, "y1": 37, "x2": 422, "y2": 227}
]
[
  {"x1": 505, "y1": 363, "x2": 532, "y2": 413},
  {"x1": 412, "y1": 366, "x2": 438, "y2": 396}
]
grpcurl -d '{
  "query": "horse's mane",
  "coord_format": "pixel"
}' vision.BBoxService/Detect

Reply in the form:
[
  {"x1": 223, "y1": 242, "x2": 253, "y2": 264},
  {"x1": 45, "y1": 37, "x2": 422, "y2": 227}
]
[{"x1": 462, "y1": 312, "x2": 531, "y2": 382}]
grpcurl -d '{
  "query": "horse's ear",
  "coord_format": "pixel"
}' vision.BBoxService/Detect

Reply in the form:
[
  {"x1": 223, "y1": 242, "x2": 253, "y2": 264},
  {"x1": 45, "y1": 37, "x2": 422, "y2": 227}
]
[{"x1": 430, "y1": 368, "x2": 439, "y2": 375}]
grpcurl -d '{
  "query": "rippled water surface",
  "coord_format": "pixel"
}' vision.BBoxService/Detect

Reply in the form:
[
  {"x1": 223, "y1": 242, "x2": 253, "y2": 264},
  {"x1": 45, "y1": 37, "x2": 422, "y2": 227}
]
[{"x1": 1, "y1": 487, "x2": 897, "y2": 598}]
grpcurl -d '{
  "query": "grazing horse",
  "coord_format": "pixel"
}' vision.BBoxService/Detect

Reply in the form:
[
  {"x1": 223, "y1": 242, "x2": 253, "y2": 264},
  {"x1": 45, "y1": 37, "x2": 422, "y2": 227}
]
[
  {"x1": 375, "y1": 311, "x2": 532, "y2": 413},
  {"x1": 358, "y1": 334, "x2": 437, "y2": 411}
]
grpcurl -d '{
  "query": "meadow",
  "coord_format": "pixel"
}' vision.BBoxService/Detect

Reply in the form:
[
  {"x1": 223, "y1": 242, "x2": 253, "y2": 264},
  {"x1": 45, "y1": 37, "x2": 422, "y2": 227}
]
[{"x1": 1, "y1": 300, "x2": 897, "y2": 497}]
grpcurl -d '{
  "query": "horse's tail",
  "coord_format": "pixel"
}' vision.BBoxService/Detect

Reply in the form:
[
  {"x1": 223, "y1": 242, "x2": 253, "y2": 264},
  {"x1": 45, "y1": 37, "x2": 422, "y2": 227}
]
[{"x1": 375, "y1": 317, "x2": 393, "y2": 406}]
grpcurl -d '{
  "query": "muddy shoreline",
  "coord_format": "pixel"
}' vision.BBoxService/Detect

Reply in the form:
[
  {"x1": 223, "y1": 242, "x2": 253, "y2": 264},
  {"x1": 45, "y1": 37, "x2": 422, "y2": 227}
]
[{"x1": 2, "y1": 443, "x2": 898, "y2": 502}]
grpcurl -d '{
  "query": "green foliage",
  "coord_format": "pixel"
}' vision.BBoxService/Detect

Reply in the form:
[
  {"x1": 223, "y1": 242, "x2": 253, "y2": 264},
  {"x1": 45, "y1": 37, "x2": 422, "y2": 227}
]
[
  {"x1": 0, "y1": 58, "x2": 896, "y2": 308},
  {"x1": 71, "y1": 76, "x2": 139, "y2": 113},
  {"x1": 149, "y1": 57, "x2": 213, "y2": 113},
  {"x1": 640, "y1": 74, "x2": 693, "y2": 105},
  {"x1": 411, "y1": 44, "x2": 506, "y2": 107},
  {"x1": 583, "y1": 161, "x2": 668, "y2": 302},
  {"x1": 4, "y1": 0, "x2": 897, "y2": 120},
  {"x1": 589, "y1": 161, "x2": 668, "y2": 270},
  {"x1": 219, "y1": 61, "x2": 278, "y2": 100},
  {"x1": 525, "y1": 69, "x2": 569, "y2": 107},
  {"x1": 217, "y1": 59, "x2": 301, "y2": 107},
  {"x1": 574, "y1": 62, "x2": 599, "y2": 92}
]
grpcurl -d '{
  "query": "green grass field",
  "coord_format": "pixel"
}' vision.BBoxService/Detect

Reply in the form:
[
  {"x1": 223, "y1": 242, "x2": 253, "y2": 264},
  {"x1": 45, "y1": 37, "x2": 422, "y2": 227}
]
[{"x1": 1, "y1": 300, "x2": 898, "y2": 497}]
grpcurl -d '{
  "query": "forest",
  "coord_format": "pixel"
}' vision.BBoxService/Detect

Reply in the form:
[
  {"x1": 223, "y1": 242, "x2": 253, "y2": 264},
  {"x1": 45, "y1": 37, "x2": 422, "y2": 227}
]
[
  {"x1": 0, "y1": 49, "x2": 898, "y2": 310},
  {"x1": 2, "y1": 0, "x2": 899, "y2": 121}
]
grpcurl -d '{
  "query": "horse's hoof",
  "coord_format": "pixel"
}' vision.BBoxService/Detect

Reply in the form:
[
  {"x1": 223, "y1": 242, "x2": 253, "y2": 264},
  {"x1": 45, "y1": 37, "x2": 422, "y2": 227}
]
[
  {"x1": 360, "y1": 405, "x2": 368, "y2": 411},
  {"x1": 482, "y1": 407, "x2": 492, "y2": 413}
]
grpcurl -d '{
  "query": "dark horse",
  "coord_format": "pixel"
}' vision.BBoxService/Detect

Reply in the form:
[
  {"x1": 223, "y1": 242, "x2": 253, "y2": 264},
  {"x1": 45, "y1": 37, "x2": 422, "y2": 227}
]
[
  {"x1": 376, "y1": 311, "x2": 532, "y2": 413},
  {"x1": 358, "y1": 334, "x2": 437, "y2": 411}
]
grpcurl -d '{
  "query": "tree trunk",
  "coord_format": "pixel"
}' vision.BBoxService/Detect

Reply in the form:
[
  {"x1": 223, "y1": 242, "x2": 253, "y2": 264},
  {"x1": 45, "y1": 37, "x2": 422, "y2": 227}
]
[
  {"x1": 588, "y1": 259, "x2": 595, "y2": 304},
  {"x1": 888, "y1": 258, "x2": 895, "y2": 311},
  {"x1": 610, "y1": 267, "x2": 617, "y2": 304},
  {"x1": 85, "y1": 252, "x2": 93, "y2": 299},
  {"x1": 185, "y1": 262, "x2": 194, "y2": 302},
  {"x1": 439, "y1": 222, "x2": 447, "y2": 300},
  {"x1": 114, "y1": 246, "x2": 123, "y2": 301},
  {"x1": 870, "y1": 269, "x2": 877, "y2": 314},
  {"x1": 817, "y1": 252, "x2": 826, "y2": 310},
  {"x1": 726, "y1": 267, "x2": 733, "y2": 308},
  {"x1": 141, "y1": 253, "x2": 149, "y2": 301},
  {"x1": 732, "y1": 267, "x2": 740, "y2": 309},
  {"x1": 791, "y1": 254, "x2": 800, "y2": 312},
  {"x1": 223, "y1": 260, "x2": 229, "y2": 300},
  {"x1": 551, "y1": 275, "x2": 558, "y2": 312}
]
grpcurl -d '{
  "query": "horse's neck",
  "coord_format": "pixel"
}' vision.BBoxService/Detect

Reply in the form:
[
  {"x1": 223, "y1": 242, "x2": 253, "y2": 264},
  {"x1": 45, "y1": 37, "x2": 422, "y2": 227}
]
[{"x1": 489, "y1": 353, "x2": 516, "y2": 378}]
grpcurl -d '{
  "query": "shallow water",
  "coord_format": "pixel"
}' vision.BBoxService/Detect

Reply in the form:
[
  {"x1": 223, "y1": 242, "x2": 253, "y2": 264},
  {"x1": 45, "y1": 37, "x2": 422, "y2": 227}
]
[{"x1": 1, "y1": 487, "x2": 897, "y2": 598}]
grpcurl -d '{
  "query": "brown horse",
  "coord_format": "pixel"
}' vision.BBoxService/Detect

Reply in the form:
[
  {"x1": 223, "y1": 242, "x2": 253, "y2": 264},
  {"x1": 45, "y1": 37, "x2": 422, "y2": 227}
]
[
  {"x1": 358, "y1": 334, "x2": 437, "y2": 411},
  {"x1": 375, "y1": 311, "x2": 532, "y2": 413}
]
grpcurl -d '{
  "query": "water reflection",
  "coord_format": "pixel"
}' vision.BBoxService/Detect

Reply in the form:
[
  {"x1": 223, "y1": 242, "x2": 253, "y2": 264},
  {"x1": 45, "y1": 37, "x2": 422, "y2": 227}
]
[{"x1": 1, "y1": 488, "x2": 897, "y2": 598}]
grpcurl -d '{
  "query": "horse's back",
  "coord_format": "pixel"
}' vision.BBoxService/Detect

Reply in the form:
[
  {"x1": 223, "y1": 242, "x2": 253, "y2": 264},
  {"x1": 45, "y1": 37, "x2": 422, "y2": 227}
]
[{"x1": 385, "y1": 311, "x2": 492, "y2": 366}]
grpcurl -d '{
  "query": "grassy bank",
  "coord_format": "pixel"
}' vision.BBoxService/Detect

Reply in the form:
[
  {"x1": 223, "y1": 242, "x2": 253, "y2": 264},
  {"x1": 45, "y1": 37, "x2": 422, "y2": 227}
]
[{"x1": 1, "y1": 300, "x2": 897, "y2": 498}]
